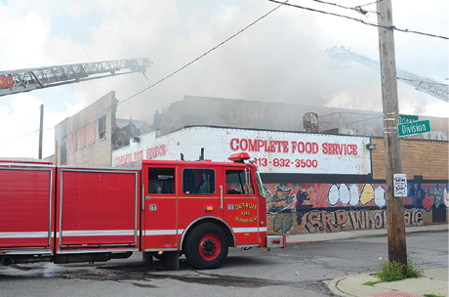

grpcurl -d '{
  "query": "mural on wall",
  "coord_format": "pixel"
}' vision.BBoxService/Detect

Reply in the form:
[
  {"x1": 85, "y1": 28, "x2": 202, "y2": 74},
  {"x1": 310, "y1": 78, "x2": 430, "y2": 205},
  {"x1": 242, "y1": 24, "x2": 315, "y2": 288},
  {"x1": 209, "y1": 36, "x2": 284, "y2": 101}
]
[
  {"x1": 266, "y1": 182, "x2": 448, "y2": 234},
  {"x1": 296, "y1": 189, "x2": 313, "y2": 226},
  {"x1": 266, "y1": 186, "x2": 295, "y2": 233},
  {"x1": 407, "y1": 183, "x2": 447, "y2": 211},
  {"x1": 303, "y1": 208, "x2": 425, "y2": 233}
]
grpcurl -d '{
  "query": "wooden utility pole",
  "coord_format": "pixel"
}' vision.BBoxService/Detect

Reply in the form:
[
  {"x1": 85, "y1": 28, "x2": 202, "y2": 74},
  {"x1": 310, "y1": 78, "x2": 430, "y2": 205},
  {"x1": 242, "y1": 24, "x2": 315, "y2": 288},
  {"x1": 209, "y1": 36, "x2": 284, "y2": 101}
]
[{"x1": 377, "y1": 0, "x2": 407, "y2": 266}]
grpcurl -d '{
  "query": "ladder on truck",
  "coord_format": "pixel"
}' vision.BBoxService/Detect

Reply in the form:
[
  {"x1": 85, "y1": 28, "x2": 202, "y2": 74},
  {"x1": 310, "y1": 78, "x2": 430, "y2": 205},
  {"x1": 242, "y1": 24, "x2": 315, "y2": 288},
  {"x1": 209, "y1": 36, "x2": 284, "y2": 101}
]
[
  {"x1": 0, "y1": 58, "x2": 151, "y2": 97},
  {"x1": 326, "y1": 46, "x2": 449, "y2": 103}
]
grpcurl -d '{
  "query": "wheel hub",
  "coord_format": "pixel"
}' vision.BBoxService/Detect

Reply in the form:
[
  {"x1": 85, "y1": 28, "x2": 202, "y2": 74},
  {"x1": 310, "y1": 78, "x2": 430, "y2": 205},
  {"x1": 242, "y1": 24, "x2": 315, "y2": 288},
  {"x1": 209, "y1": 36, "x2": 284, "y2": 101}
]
[{"x1": 202, "y1": 239, "x2": 216, "y2": 255}]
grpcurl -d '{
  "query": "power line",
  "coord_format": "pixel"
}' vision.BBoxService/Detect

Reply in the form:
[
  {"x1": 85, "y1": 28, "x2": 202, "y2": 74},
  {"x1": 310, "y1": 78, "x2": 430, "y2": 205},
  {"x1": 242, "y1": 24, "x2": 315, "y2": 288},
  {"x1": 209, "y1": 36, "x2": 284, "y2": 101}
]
[
  {"x1": 268, "y1": 0, "x2": 449, "y2": 40},
  {"x1": 309, "y1": 0, "x2": 379, "y2": 15},
  {"x1": 1, "y1": 129, "x2": 38, "y2": 141},
  {"x1": 358, "y1": 0, "x2": 383, "y2": 7},
  {"x1": 119, "y1": 1, "x2": 290, "y2": 106},
  {"x1": 0, "y1": 127, "x2": 54, "y2": 141}
]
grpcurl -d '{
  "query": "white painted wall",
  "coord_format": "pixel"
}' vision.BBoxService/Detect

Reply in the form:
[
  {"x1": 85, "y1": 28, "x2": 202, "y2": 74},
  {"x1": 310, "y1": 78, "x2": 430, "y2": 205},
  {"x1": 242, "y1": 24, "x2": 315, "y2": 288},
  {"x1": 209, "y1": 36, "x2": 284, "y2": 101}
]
[{"x1": 112, "y1": 127, "x2": 371, "y2": 175}]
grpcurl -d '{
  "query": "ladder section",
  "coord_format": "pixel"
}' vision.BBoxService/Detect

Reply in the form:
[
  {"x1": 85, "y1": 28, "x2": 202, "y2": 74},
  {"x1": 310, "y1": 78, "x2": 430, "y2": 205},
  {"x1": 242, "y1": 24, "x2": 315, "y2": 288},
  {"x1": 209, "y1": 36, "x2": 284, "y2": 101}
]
[{"x1": 0, "y1": 58, "x2": 151, "y2": 96}]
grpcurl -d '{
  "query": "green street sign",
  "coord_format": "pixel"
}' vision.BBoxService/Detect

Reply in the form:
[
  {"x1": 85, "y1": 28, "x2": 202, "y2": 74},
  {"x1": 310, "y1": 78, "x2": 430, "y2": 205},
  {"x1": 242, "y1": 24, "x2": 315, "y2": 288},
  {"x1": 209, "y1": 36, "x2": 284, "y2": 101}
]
[
  {"x1": 399, "y1": 114, "x2": 419, "y2": 124},
  {"x1": 398, "y1": 120, "x2": 431, "y2": 137}
]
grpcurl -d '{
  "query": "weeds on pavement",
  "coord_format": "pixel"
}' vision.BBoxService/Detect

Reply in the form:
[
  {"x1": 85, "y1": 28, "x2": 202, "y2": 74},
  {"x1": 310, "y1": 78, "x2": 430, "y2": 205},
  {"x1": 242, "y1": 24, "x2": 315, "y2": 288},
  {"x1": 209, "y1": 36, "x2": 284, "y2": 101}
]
[{"x1": 363, "y1": 256, "x2": 423, "y2": 286}]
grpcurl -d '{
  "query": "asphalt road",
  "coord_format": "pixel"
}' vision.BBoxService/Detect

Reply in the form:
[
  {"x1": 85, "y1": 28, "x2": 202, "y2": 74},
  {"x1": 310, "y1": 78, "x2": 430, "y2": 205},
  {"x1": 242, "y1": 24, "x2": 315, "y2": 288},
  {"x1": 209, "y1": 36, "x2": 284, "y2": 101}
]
[{"x1": 0, "y1": 230, "x2": 447, "y2": 297}]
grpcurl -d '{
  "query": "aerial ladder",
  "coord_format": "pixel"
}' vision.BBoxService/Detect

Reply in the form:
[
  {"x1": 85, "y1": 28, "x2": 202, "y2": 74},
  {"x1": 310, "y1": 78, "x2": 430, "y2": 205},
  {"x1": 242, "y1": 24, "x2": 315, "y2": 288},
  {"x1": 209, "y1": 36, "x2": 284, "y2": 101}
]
[
  {"x1": 326, "y1": 46, "x2": 449, "y2": 103},
  {"x1": 0, "y1": 58, "x2": 151, "y2": 97}
]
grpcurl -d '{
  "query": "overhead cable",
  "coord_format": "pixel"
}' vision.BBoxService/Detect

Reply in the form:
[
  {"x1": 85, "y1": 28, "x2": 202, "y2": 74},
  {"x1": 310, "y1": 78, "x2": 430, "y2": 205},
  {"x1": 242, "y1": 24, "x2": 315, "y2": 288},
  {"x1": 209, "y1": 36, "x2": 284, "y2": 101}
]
[
  {"x1": 309, "y1": 0, "x2": 379, "y2": 15},
  {"x1": 268, "y1": 0, "x2": 449, "y2": 40},
  {"x1": 119, "y1": 1, "x2": 290, "y2": 106}
]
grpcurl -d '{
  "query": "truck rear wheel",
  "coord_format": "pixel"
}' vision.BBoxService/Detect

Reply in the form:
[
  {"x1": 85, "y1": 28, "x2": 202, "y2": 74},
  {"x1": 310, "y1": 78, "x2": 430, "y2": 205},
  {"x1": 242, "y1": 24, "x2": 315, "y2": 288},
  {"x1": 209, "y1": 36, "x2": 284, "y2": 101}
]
[{"x1": 184, "y1": 223, "x2": 228, "y2": 269}]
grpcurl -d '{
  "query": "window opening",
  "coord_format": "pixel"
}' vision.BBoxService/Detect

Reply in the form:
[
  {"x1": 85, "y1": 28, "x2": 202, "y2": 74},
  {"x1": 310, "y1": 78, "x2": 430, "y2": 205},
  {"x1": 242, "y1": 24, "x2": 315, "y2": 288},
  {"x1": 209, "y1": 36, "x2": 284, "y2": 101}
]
[
  {"x1": 148, "y1": 167, "x2": 175, "y2": 194},
  {"x1": 60, "y1": 137, "x2": 67, "y2": 165},
  {"x1": 255, "y1": 170, "x2": 267, "y2": 199},
  {"x1": 183, "y1": 168, "x2": 215, "y2": 194},
  {"x1": 98, "y1": 116, "x2": 106, "y2": 140},
  {"x1": 225, "y1": 169, "x2": 254, "y2": 195}
]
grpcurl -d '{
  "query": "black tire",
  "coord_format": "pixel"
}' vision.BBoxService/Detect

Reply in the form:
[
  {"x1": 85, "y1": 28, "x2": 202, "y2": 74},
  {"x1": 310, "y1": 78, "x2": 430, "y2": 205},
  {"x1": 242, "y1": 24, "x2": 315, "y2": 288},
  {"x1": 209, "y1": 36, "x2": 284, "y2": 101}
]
[
  {"x1": 184, "y1": 223, "x2": 229, "y2": 269},
  {"x1": 142, "y1": 252, "x2": 153, "y2": 264}
]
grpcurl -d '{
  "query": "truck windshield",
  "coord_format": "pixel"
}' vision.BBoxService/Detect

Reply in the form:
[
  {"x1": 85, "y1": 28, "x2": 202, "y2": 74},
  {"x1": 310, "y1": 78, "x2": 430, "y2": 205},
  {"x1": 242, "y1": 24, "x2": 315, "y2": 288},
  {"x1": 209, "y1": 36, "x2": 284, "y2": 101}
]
[{"x1": 255, "y1": 170, "x2": 267, "y2": 199}]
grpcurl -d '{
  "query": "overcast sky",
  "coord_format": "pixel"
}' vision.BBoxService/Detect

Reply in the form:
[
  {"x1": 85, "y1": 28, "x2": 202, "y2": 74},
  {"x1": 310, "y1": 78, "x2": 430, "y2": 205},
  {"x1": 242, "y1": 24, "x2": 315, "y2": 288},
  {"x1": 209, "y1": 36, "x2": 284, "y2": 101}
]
[{"x1": 0, "y1": 0, "x2": 448, "y2": 159}]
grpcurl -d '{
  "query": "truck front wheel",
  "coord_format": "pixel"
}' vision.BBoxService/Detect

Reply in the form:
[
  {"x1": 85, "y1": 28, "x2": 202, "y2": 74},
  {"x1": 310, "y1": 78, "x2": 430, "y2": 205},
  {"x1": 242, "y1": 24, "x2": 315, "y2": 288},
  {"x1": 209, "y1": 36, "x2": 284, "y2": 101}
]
[{"x1": 184, "y1": 223, "x2": 228, "y2": 269}]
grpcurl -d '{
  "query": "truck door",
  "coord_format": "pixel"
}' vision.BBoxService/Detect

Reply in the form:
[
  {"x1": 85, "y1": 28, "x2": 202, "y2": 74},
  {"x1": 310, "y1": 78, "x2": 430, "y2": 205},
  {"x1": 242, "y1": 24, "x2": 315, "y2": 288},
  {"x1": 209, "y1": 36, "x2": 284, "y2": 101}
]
[
  {"x1": 0, "y1": 164, "x2": 55, "y2": 254},
  {"x1": 222, "y1": 167, "x2": 260, "y2": 246},
  {"x1": 57, "y1": 168, "x2": 139, "y2": 252},
  {"x1": 141, "y1": 165, "x2": 178, "y2": 251}
]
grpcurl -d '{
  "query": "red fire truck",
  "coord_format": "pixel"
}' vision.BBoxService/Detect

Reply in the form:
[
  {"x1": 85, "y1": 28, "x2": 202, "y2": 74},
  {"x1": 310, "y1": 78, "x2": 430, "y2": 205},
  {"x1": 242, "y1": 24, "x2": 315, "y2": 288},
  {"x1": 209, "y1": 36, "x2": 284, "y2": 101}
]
[{"x1": 0, "y1": 153, "x2": 285, "y2": 270}]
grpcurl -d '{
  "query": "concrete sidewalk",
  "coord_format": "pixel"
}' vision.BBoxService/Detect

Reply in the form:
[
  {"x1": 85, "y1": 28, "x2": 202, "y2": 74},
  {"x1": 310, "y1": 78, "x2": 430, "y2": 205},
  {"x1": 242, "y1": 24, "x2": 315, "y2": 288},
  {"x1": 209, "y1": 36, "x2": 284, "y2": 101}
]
[
  {"x1": 285, "y1": 224, "x2": 449, "y2": 297},
  {"x1": 327, "y1": 266, "x2": 448, "y2": 297}
]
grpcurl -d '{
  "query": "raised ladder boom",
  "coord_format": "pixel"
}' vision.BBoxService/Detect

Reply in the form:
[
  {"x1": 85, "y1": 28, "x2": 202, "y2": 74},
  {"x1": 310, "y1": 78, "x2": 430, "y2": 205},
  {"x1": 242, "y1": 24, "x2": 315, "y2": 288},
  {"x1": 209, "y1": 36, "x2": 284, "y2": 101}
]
[
  {"x1": 0, "y1": 58, "x2": 151, "y2": 97},
  {"x1": 327, "y1": 46, "x2": 448, "y2": 102}
]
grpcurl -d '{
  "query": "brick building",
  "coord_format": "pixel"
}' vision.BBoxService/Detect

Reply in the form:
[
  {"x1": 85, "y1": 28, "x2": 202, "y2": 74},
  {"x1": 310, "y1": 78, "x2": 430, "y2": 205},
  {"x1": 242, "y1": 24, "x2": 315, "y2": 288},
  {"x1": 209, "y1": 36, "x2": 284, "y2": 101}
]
[
  {"x1": 54, "y1": 93, "x2": 448, "y2": 234},
  {"x1": 55, "y1": 92, "x2": 116, "y2": 166}
]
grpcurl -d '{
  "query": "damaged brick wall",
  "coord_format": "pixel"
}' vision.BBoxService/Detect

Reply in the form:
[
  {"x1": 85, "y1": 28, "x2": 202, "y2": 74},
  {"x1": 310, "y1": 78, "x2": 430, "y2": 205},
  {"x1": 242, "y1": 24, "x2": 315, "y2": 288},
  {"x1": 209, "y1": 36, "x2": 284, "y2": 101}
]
[{"x1": 54, "y1": 91, "x2": 117, "y2": 166}]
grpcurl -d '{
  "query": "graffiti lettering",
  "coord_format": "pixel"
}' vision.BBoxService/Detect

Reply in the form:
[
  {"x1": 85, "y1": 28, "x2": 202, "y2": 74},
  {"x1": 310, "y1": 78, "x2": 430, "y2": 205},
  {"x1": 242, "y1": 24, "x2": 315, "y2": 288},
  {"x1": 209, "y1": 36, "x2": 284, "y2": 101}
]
[
  {"x1": 304, "y1": 209, "x2": 424, "y2": 233},
  {"x1": 304, "y1": 210, "x2": 348, "y2": 233},
  {"x1": 404, "y1": 209, "x2": 424, "y2": 226},
  {"x1": 265, "y1": 182, "x2": 446, "y2": 235},
  {"x1": 349, "y1": 210, "x2": 387, "y2": 230}
]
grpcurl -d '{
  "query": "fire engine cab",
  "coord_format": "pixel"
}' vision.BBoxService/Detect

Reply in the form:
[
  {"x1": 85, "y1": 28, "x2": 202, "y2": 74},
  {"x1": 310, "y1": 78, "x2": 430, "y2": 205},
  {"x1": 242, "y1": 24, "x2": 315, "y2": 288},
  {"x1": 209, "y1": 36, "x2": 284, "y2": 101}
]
[{"x1": 0, "y1": 153, "x2": 285, "y2": 269}]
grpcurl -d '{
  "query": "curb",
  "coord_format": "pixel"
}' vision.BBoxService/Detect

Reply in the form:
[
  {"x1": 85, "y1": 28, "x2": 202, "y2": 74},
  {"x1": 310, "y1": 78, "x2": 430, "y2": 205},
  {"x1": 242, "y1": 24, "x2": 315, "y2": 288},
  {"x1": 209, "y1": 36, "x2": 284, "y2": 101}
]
[
  {"x1": 285, "y1": 224, "x2": 448, "y2": 244},
  {"x1": 326, "y1": 276, "x2": 356, "y2": 297}
]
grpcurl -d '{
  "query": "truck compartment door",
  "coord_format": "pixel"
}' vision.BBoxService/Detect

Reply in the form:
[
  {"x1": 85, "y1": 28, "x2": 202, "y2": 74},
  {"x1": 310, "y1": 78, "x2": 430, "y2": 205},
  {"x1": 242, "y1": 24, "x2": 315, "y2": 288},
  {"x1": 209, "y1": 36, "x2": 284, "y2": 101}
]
[
  {"x1": 57, "y1": 168, "x2": 139, "y2": 252},
  {"x1": 0, "y1": 165, "x2": 55, "y2": 254}
]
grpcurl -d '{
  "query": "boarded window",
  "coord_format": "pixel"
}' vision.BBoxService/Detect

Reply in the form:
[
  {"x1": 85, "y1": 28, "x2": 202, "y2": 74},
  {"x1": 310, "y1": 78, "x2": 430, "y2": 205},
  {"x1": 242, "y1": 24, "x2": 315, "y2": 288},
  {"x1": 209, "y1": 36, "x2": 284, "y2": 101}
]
[
  {"x1": 61, "y1": 137, "x2": 67, "y2": 165},
  {"x1": 87, "y1": 122, "x2": 95, "y2": 145},
  {"x1": 79, "y1": 126, "x2": 86, "y2": 148},
  {"x1": 71, "y1": 131, "x2": 77, "y2": 152}
]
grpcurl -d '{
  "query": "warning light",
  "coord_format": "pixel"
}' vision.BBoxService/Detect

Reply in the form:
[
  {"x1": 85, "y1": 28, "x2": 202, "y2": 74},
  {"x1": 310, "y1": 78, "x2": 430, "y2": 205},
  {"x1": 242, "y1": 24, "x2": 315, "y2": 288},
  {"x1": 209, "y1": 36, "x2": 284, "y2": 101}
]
[
  {"x1": 228, "y1": 152, "x2": 250, "y2": 163},
  {"x1": 204, "y1": 206, "x2": 214, "y2": 211}
]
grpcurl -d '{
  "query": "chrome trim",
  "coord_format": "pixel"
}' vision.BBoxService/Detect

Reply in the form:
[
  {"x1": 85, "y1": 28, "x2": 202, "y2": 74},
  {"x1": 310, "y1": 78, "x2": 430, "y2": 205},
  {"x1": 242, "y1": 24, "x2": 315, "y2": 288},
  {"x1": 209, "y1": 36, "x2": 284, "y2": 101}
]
[
  {"x1": 0, "y1": 231, "x2": 51, "y2": 238},
  {"x1": 143, "y1": 229, "x2": 181, "y2": 236},
  {"x1": 144, "y1": 248, "x2": 178, "y2": 252},
  {"x1": 61, "y1": 230, "x2": 136, "y2": 236},
  {"x1": 48, "y1": 168, "x2": 54, "y2": 249},
  {"x1": 219, "y1": 185, "x2": 224, "y2": 210},
  {"x1": 235, "y1": 244, "x2": 259, "y2": 248},
  {"x1": 135, "y1": 174, "x2": 138, "y2": 245},
  {"x1": 56, "y1": 248, "x2": 138, "y2": 254},
  {"x1": 0, "y1": 249, "x2": 53, "y2": 255}
]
